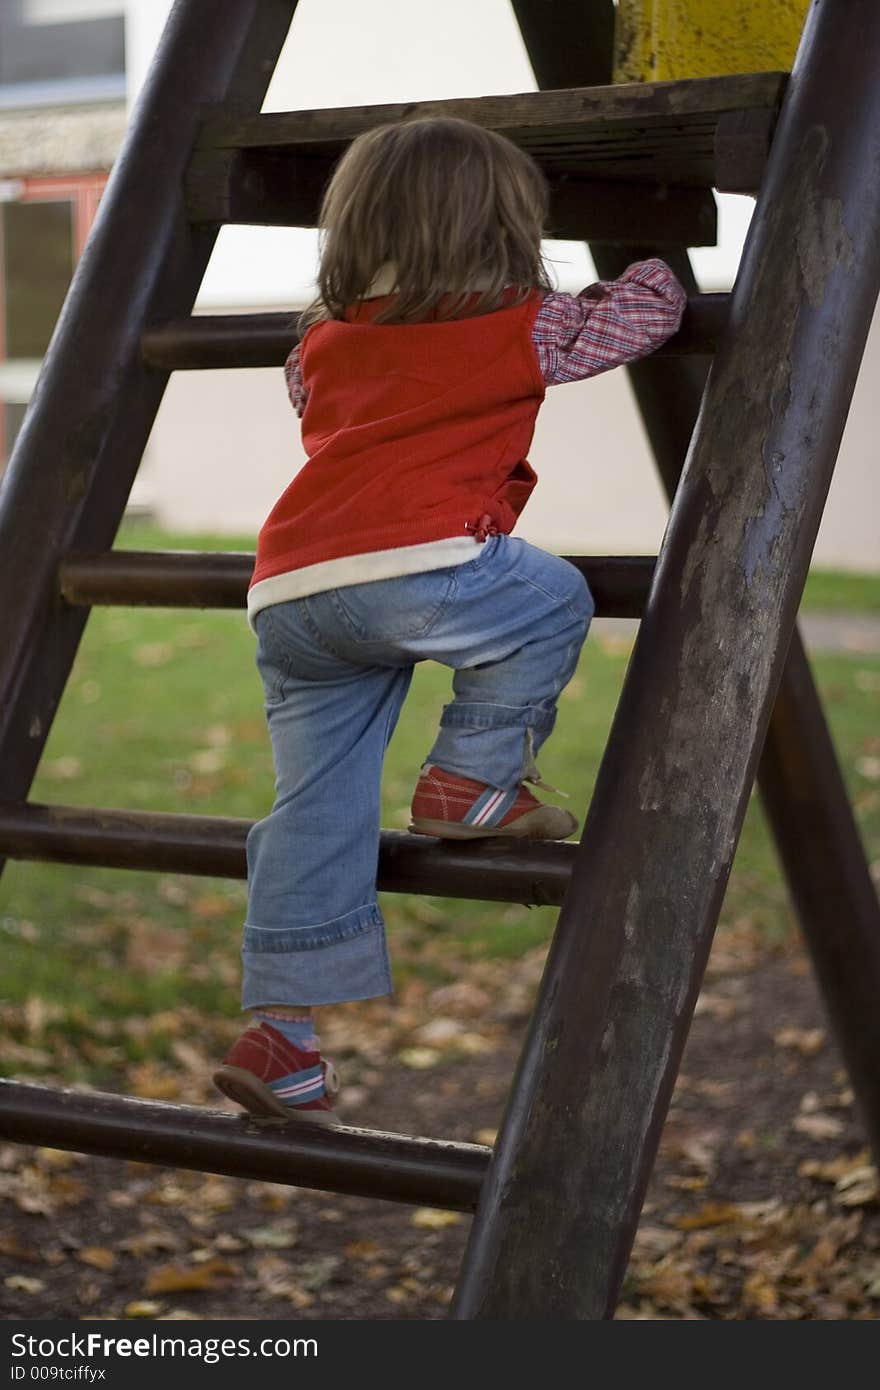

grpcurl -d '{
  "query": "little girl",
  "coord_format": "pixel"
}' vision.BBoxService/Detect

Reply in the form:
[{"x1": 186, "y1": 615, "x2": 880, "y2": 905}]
[{"x1": 214, "y1": 116, "x2": 686, "y2": 1122}]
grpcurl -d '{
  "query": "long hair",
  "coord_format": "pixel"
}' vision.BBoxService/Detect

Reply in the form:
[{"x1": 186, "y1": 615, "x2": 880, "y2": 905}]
[{"x1": 300, "y1": 116, "x2": 553, "y2": 329}]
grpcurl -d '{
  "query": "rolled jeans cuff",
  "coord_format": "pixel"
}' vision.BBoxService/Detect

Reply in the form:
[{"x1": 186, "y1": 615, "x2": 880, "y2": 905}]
[
  {"x1": 437, "y1": 701, "x2": 557, "y2": 734},
  {"x1": 241, "y1": 904, "x2": 392, "y2": 1007},
  {"x1": 427, "y1": 706, "x2": 559, "y2": 791}
]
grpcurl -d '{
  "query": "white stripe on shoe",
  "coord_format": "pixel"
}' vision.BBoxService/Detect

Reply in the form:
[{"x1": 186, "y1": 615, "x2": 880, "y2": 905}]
[{"x1": 471, "y1": 788, "x2": 507, "y2": 826}]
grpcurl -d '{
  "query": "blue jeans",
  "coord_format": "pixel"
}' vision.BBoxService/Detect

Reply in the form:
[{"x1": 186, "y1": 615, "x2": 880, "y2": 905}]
[{"x1": 242, "y1": 534, "x2": 593, "y2": 1008}]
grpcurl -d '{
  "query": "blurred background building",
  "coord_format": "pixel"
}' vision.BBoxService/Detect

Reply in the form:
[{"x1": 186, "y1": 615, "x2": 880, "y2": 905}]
[{"x1": 0, "y1": 0, "x2": 876, "y2": 568}]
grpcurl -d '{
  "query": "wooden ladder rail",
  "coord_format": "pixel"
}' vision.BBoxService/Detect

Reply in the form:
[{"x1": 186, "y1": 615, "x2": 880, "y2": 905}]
[
  {"x1": 581, "y1": 59, "x2": 880, "y2": 1169},
  {"x1": 451, "y1": 0, "x2": 880, "y2": 1320},
  {"x1": 0, "y1": 0, "x2": 300, "y2": 829}
]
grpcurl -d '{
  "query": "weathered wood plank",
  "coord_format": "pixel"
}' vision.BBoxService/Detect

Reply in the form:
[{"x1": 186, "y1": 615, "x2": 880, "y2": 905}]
[
  {"x1": 197, "y1": 73, "x2": 786, "y2": 154},
  {"x1": 186, "y1": 75, "x2": 784, "y2": 230}
]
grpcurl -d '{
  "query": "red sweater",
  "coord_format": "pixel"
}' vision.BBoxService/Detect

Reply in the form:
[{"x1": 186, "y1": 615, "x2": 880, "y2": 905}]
[{"x1": 250, "y1": 291, "x2": 545, "y2": 605}]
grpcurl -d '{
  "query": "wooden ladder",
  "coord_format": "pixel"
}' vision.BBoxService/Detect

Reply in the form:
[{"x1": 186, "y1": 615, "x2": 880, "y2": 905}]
[{"x1": 0, "y1": 0, "x2": 878, "y2": 1320}]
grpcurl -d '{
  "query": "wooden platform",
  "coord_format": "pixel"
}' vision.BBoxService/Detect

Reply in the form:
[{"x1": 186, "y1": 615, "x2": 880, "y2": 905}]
[{"x1": 186, "y1": 72, "x2": 786, "y2": 242}]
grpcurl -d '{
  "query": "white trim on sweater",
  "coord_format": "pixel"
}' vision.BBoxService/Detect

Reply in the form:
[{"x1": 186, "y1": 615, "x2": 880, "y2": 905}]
[{"x1": 247, "y1": 535, "x2": 482, "y2": 629}]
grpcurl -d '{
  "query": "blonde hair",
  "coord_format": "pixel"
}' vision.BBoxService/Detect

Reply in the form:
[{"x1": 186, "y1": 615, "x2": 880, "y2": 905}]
[{"x1": 301, "y1": 116, "x2": 552, "y2": 329}]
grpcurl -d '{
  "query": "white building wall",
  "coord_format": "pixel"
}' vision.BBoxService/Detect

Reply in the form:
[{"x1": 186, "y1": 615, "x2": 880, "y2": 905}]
[{"x1": 128, "y1": 0, "x2": 879, "y2": 569}]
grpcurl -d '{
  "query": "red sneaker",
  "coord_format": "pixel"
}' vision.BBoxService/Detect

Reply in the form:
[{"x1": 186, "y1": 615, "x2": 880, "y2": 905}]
[
  {"x1": 213, "y1": 1022, "x2": 339, "y2": 1123},
  {"x1": 409, "y1": 764, "x2": 578, "y2": 840}
]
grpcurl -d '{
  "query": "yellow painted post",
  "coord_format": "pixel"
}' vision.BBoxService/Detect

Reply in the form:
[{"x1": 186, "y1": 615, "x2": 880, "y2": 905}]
[{"x1": 614, "y1": 0, "x2": 810, "y2": 82}]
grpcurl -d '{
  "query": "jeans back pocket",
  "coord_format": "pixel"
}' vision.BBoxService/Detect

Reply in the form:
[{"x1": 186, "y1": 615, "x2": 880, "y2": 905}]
[{"x1": 328, "y1": 568, "x2": 458, "y2": 644}]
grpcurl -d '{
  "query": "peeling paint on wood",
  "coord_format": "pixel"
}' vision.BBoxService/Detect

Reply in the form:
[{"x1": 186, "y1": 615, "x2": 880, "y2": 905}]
[{"x1": 614, "y1": 0, "x2": 809, "y2": 82}]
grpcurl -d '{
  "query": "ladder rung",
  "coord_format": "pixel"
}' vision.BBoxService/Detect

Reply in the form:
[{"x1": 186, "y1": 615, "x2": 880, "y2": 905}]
[
  {"x1": 0, "y1": 1080, "x2": 488, "y2": 1212},
  {"x1": 192, "y1": 72, "x2": 785, "y2": 197},
  {"x1": 142, "y1": 295, "x2": 729, "y2": 371},
  {"x1": 61, "y1": 549, "x2": 256, "y2": 608},
  {"x1": 59, "y1": 551, "x2": 655, "y2": 618},
  {"x1": 0, "y1": 801, "x2": 575, "y2": 905}
]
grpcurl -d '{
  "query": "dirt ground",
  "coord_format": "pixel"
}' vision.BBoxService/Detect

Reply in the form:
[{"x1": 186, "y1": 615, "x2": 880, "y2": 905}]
[{"x1": 1, "y1": 925, "x2": 878, "y2": 1321}]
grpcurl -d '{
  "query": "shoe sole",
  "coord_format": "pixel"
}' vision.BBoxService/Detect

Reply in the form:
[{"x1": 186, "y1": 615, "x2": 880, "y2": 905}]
[
  {"x1": 411, "y1": 811, "x2": 581, "y2": 839},
  {"x1": 213, "y1": 1064, "x2": 336, "y2": 1124},
  {"x1": 408, "y1": 809, "x2": 577, "y2": 841}
]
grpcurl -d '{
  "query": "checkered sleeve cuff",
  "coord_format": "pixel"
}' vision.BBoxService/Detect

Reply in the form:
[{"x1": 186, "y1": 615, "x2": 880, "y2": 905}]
[
  {"x1": 533, "y1": 258, "x2": 688, "y2": 386},
  {"x1": 284, "y1": 342, "x2": 308, "y2": 417}
]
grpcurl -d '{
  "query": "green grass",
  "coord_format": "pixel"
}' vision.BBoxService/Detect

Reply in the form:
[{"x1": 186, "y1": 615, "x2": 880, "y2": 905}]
[
  {"x1": 801, "y1": 569, "x2": 880, "y2": 613},
  {"x1": 1, "y1": 521, "x2": 878, "y2": 1083}
]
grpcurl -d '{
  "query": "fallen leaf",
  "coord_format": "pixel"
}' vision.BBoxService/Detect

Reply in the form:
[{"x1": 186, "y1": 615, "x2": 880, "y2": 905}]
[
  {"x1": 4, "y1": 1275, "x2": 45, "y2": 1294},
  {"x1": 46, "y1": 1175, "x2": 88, "y2": 1207},
  {"x1": 241, "y1": 1222, "x2": 298, "y2": 1250},
  {"x1": 24, "y1": 996, "x2": 65, "y2": 1034},
  {"x1": 44, "y1": 756, "x2": 83, "y2": 781},
  {"x1": 78, "y1": 1247, "x2": 116, "y2": 1271},
  {"x1": 128, "y1": 1063, "x2": 182, "y2": 1101},
  {"x1": 793, "y1": 1113, "x2": 845, "y2": 1141},
  {"x1": 456, "y1": 1032, "x2": 495, "y2": 1055},
  {"x1": 411, "y1": 1208, "x2": 462, "y2": 1230},
  {"x1": 741, "y1": 1271, "x2": 779, "y2": 1314},
  {"x1": 799, "y1": 1149, "x2": 871, "y2": 1184},
  {"x1": 36, "y1": 1148, "x2": 80, "y2": 1169},
  {"x1": 300, "y1": 1256, "x2": 339, "y2": 1291},
  {"x1": 157, "y1": 879, "x2": 189, "y2": 906},
  {"x1": 397, "y1": 1047, "x2": 441, "y2": 1070},
  {"x1": 194, "y1": 1177, "x2": 236, "y2": 1212},
  {"x1": 427, "y1": 982, "x2": 492, "y2": 1018},
  {"x1": 386, "y1": 1285, "x2": 411, "y2": 1304},
  {"x1": 774, "y1": 1027, "x2": 825, "y2": 1056},
  {"x1": 344, "y1": 1240, "x2": 383, "y2": 1261},
  {"x1": 632, "y1": 1225, "x2": 682, "y2": 1258},
  {"x1": 287, "y1": 1290, "x2": 315, "y2": 1310},
  {"x1": 125, "y1": 923, "x2": 188, "y2": 974},
  {"x1": 835, "y1": 1166, "x2": 879, "y2": 1208},
  {"x1": 413, "y1": 1018, "x2": 460, "y2": 1046},
  {"x1": 473, "y1": 1128, "x2": 497, "y2": 1147},
  {"x1": 134, "y1": 642, "x2": 173, "y2": 667},
  {"x1": 634, "y1": 1256, "x2": 693, "y2": 1307},
  {"x1": 145, "y1": 1258, "x2": 236, "y2": 1294},
  {"x1": 205, "y1": 725, "x2": 232, "y2": 748},
  {"x1": 213, "y1": 1234, "x2": 246, "y2": 1253},
  {"x1": 0, "y1": 1234, "x2": 37, "y2": 1262},
  {"x1": 125, "y1": 1301, "x2": 164, "y2": 1318},
  {"x1": 170, "y1": 1040, "x2": 210, "y2": 1074},
  {"x1": 190, "y1": 749, "x2": 225, "y2": 775},
  {"x1": 192, "y1": 894, "x2": 232, "y2": 921},
  {"x1": 674, "y1": 1202, "x2": 743, "y2": 1231},
  {"x1": 665, "y1": 1174, "x2": 709, "y2": 1192}
]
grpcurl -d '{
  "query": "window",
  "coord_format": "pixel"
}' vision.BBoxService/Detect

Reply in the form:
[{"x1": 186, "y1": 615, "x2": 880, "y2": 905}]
[
  {"x1": 3, "y1": 200, "x2": 73, "y2": 357},
  {"x1": 0, "y1": 173, "x2": 106, "y2": 473},
  {"x1": 0, "y1": 0, "x2": 125, "y2": 107}
]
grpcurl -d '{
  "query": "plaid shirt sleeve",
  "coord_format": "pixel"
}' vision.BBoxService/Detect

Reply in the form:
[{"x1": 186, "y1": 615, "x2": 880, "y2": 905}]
[
  {"x1": 284, "y1": 343, "x2": 308, "y2": 417},
  {"x1": 532, "y1": 258, "x2": 687, "y2": 386}
]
